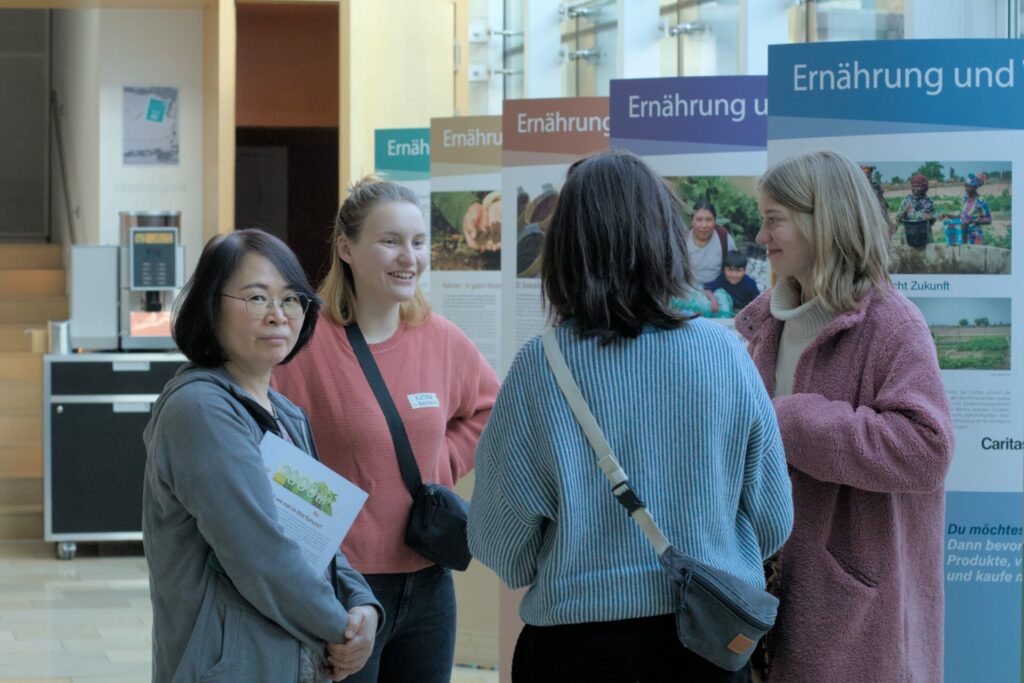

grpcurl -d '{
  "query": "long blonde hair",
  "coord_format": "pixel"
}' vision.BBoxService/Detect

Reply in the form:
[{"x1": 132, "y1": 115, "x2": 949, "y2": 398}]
[
  {"x1": 758, "y1": 150, "x2": 891, "y2": 313},
  {"x1": 319, "y1": 174, "x2": 430, "y2": 325}
]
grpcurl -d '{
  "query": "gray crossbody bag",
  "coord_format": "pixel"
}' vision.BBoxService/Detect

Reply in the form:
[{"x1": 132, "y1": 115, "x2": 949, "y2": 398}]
[{"x1": 540, "y1": 327, "x2": 778, "y2": 672}]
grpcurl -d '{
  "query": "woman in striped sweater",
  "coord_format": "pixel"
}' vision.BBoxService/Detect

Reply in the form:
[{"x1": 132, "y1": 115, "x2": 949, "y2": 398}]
[{"x1": 467, "y1": 150, "x2": 793, "y2": 682}]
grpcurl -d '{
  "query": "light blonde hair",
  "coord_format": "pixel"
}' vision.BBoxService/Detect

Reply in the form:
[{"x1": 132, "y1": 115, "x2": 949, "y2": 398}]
[
  {"x1": 758, "y1": 150, "x2": 891, "y2": 313},
  {"x1": 319, "y1": 174, "x2": 431, "y2": 325}
]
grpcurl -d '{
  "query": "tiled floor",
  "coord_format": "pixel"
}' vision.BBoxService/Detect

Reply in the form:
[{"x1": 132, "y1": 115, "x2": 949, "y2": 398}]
[{"x1": 0, "y1": 541, "x2": 498, "y2": 683}]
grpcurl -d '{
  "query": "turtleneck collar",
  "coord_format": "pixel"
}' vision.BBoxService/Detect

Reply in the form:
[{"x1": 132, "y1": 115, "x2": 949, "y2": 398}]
[{"x1": 770, "y1": 278, "x2": 835, "y2": 340}]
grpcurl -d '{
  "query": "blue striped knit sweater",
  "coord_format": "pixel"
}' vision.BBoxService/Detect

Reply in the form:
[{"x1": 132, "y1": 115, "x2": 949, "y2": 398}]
[{"x1": 467, "y1": 319, "x2": 793, "y2": 626}]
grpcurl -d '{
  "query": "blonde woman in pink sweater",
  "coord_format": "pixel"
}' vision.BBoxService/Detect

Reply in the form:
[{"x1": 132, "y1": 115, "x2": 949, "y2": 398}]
[
  {"x1": 738, "y1": 151, "x2": 954, "y2": 682},
  {"x1": 274, "y1": 177, "x2": 499, "y2": 683}
]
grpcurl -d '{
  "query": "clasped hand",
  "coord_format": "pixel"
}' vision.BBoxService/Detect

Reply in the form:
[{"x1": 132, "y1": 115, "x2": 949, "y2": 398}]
[{"x1": 324, "y1": 605, "x2": 379, "y2": 681}]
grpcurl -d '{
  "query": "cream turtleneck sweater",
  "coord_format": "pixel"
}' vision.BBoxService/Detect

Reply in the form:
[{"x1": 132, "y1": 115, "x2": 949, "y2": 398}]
[{"x1": 770, "y1": 279, "x2": 835, "y2": 397}]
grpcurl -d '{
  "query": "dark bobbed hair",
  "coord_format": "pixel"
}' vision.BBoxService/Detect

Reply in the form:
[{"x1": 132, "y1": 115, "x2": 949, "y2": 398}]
[
  {"x1": 692, "y1": 199, "x2": 717, "y2": 219},
  {"x1": 541, "y1": 149, "x2": 692, "y2": 344},
  {"x1": 173, "y1": 228, "x2": 321, "y2": 367},
  {"x1": 723, "y1": 250, "x2": 748, "y2": 269}
]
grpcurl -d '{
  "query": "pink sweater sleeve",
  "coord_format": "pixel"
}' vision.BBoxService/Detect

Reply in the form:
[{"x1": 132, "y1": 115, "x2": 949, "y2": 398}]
[
  {"x1": 444, "y1": 335, "x2": 499, "y2": 482},
  {"x1": 773, "y1": 320, "x2": 954, "y2": 493}
]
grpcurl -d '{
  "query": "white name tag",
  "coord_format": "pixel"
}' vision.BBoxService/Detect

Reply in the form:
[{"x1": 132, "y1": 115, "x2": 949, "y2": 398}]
[{"x1": 407, "y1": 392, "x2": 440, "y2": 409}]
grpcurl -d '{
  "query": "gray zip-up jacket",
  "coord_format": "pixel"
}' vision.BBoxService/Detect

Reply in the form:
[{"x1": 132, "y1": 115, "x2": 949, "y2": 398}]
[{"x1": 142, "y1": 365, "x2": 381, "y2": 682}]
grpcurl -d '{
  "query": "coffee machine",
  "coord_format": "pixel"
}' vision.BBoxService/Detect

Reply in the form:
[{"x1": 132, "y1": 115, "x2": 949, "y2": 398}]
[{"x1": 69, "y1": 211, "x2": 185, "y2": 351}]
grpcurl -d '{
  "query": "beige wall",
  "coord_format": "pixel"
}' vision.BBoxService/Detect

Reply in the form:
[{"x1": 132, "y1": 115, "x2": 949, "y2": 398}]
[{"x1": 340, "y1": 0, "x2": 456, "y2": 193}]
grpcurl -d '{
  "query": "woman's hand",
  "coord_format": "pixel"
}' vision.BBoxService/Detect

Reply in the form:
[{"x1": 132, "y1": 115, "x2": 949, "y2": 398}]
[{"x1": 325, "y1": 605, "x2": 379, "y2": 680}]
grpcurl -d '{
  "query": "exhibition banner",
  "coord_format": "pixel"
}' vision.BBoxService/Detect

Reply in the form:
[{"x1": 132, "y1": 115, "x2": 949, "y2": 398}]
[
  {"x1": 769, "y1": 39, "x2": 1023, "y2": 683},
  {"x1": 374, "y1": 127, "x2": 431, "y2": 292},
  {"x1": 500, "y1": 97, "x2": 609, "y2": 373},
  {"x1": 374, "y1": 127, "x2": 430, "y2": 181},
  {"x1": 429, "y1": 116, "x2": 503, "y2": 370},
  {"x1": 611, "y1": 76, "x2": 768, "y2": 329}
]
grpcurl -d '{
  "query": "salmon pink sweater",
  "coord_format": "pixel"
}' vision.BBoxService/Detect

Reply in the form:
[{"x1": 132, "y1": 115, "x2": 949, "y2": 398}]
[{"x1": 273, "y1": 314, "x2": 499, "y2": 574}]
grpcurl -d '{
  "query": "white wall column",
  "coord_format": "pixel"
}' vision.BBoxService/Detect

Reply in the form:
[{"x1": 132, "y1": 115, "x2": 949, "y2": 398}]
[
  {"x1": 617, "y1": 0, "x2": 659, "y2": 79},
  {"x1": 740, "y1": 0, "x2": 788, "y2": 75},
  {"x1": 523, "y1": 0, "x2": 561, "y2": 97}
]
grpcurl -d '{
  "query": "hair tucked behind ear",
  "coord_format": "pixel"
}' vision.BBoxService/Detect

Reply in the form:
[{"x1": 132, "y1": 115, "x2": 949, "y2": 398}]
[{"x1": 319, "y1": 174, "x2": 430, "y2": 325}]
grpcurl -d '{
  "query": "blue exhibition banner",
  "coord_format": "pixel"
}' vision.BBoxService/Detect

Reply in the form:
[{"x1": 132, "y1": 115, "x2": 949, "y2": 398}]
[
  {"x1": 373, "y1": 128, "x2": 430, "y2": 180},
  {"x1": 944, "y1": 492, "x2": 1023, "y2": 683},
  {"x1": 768, "y1": 39, "x2": 1023, "y2": 683},
  {"x1": 768, "y1": 39, "x2": 1024, "y2": 138},
  {"x1": 610, "y1": 76, "x2": 766, "y2": 154}
]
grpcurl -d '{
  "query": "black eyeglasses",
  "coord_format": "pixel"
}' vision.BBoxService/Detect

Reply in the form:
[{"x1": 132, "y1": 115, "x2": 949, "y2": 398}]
[{"x1": 222, "y1": 293, "x2": 310, "y2": 320}]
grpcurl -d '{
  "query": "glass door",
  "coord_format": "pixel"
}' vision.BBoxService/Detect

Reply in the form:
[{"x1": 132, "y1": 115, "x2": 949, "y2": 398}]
[
  {"x1": 787, "y1": 0, "x2": 905, "y2": 42},
  {"x1": 561, "y1": 0, "x2": 618, "y2": 96},
  {"x1": 659, "y1": 0, "x2": 740, "y2": 77}
]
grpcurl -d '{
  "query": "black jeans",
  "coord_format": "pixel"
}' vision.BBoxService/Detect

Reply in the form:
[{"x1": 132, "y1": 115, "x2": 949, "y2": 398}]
[
  {"x1": 512, "y1": 614, "x2": 752, "y2": 683},
  {"x1": 342, "y1": 565, "x2": 456, "y2": 683}
]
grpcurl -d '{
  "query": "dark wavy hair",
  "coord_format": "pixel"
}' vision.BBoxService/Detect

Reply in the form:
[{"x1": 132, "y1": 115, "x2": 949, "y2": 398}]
[
  {"x1": 692, "y1": 199, "x2": 717, "y2": 220},
  {"x1": 541, "y1": 149, "x2": 692, "y2": 344},
  {"x1": 173, "y1": 228, "x2": 321, "y2": 366}
]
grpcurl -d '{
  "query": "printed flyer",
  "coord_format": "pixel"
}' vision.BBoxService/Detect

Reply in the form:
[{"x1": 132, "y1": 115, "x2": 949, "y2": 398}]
[
  {"x1": 768, "y1": 39, "x2": 1023, "y2": 682},
  {"x1": 374, "y1": 127, "x2": 432, "y2": 293},
  {"x1": 429, "y1": 115, "x2": 503, "y2": 370},
  {"x1": 500, "y1": 97, "x2": 609, "y2": 373},
  {"x1": 260, "y1": 432, "x2": 368, "y2": 573},
  {"x1": 610, "y1": 75, "x2": 768, "y2": 332}
]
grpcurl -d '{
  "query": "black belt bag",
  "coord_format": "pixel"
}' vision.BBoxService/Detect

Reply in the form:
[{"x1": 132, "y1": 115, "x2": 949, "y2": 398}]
[
  {"x1": 404, "y1": 483, "x2": 471, "y2": 570},
  {"x1": 345, "y1": 324, "x2": 471, "y2": 571}
]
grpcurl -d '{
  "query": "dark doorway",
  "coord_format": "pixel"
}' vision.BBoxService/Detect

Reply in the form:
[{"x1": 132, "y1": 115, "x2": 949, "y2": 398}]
[
  {"x1": 234, "y1": 2, "x2": 339, "y2": 286},
  {"x1": 235, "y1": 127, "x2": 337, "y2": 285}
]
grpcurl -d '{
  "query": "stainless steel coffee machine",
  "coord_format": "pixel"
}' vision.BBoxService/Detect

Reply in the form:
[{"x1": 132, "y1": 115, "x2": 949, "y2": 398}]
[{"x1": 70, "y1": 211, "x2": 185, "y2": 351}]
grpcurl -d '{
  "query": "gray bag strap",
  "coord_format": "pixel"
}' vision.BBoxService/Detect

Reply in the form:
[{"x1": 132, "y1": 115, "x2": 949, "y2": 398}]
[{"x1": 540, "y1": 327, "x2": 671, "y2": 556}]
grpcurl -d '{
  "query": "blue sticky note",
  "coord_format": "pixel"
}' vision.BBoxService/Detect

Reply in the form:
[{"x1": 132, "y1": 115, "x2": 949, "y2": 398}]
[{"x1": 146, "y1": 98, "x2": 166, "y2": 123}]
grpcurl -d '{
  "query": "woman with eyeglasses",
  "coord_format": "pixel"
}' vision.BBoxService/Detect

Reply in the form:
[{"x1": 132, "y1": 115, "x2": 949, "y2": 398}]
[
  {"x1": 143, "y1": 229, "x2": 382, "y2": 683},
  {"x1": 273, "y1": 176, "x2": 499, "y2": 683}
]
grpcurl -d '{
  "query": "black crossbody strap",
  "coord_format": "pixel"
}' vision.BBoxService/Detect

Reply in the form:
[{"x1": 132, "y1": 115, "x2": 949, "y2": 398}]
[{"x1": 344, "y1": 323, "x2": 423, "y2": 497}]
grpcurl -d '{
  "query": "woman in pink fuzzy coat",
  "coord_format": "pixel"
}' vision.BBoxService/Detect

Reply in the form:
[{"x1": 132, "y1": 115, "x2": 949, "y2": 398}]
[{"x1": 738, "y1": 150, "x2": 955, "y2": 682}]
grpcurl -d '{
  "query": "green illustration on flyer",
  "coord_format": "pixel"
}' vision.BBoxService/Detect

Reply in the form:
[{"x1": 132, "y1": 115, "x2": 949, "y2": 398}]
[{"x1": 272, "y1": 464, "x2": 338, "y2": 515}]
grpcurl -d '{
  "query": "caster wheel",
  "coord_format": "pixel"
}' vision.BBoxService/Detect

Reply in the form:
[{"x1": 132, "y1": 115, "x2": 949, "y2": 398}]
[{"x1": 56, "y1": 542, "x2": 77, "y2": 560}]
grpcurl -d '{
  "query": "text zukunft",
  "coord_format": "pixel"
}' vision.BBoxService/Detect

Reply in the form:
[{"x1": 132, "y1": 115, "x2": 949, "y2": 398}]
[{"x1": 793, "y1": 59, "x2": 1020, "y2": 97}]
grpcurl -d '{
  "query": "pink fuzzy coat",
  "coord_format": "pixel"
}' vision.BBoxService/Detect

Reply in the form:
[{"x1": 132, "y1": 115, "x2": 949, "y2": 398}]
[{"x1": 738, "y1": 286, "x2": 954, "y2": 682}]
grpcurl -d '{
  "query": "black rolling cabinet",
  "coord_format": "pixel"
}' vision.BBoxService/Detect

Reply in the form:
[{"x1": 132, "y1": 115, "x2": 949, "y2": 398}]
[{"x1": 44, "y1": 353, "x2": 185, "y2": 559}]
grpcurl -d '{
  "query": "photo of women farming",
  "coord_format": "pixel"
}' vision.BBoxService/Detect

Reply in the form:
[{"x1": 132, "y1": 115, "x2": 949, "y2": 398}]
[{"x1": 865, "y1": 161, "x2": 1012, "y2": 275}]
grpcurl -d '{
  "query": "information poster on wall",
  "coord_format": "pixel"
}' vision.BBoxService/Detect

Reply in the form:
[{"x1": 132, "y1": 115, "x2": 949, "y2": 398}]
[
  {"x1": 123, "y1": 86, "x2": 179, "y2": 165},
  {"x1": 429, "y1": 116, "x2": 502, "y2": 370},
  {"x1": 374, "y1": 128, "x2": 432, "y2": 293},
  {"x1": 500, "y1": 97, "x2": 609, "y2": 373},
  {"x1": 768, "y1": 39, "x2": 1023, "y2": 682},
  {"x1": 610, "y1": 76, "x2": 768, "y2": 331}
]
